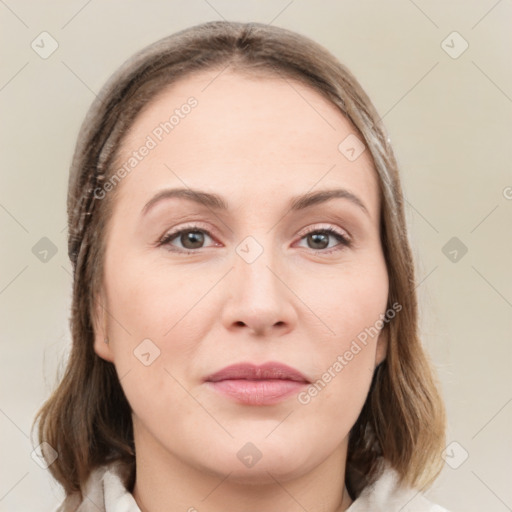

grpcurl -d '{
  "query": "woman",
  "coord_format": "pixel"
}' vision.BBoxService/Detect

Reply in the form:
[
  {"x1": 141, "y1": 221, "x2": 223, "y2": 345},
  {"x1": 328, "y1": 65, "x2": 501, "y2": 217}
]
[{"x1": 35, "y1": 20, "x2": 449, "y2": 511}]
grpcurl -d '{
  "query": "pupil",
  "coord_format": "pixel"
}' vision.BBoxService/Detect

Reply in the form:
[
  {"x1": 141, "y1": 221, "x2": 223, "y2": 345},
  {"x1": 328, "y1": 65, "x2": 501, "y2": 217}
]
[
  {"x1": 183, "y1": 231, "x2": 204, "y2": 248},
  {"x1": 310, "y1": 233, "x2": 328, "y2": 249}
]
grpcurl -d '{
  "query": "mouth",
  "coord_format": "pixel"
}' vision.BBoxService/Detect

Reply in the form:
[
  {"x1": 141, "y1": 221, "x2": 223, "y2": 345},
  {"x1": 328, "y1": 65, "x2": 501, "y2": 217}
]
[{"x1": 204, "y1": 362, "x2": 310, "y2": 406}]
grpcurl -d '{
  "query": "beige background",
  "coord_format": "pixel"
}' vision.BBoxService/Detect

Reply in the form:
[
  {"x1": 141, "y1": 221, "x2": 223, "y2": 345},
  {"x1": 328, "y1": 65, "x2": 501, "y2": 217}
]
[{"x1": 1, "y1": 1, "x2": 511, "y2": 511}]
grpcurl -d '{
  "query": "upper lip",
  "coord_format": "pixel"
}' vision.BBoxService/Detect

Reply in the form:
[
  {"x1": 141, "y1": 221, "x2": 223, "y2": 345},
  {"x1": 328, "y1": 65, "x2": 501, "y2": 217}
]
[{"x1": 205, "y1": 362, "x2": 310, "y2": 383}]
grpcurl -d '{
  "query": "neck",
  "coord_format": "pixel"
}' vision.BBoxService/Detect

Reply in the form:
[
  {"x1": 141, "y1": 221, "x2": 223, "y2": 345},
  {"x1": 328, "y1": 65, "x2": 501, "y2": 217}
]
[{"x1": 132, "y1": 431, "x2": 353, "y2": 512}]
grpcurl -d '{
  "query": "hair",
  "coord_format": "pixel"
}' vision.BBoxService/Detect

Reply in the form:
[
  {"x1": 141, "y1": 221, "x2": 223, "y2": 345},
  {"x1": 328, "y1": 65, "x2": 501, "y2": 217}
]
[{"x1": 34, "y1": 20, "x2": 446, "y2": 501}]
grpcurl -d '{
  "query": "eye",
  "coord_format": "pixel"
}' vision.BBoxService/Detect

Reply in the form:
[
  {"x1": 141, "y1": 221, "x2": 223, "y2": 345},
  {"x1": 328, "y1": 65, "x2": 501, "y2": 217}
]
[
  {"x1": 157, "y1": 224, "x2": 351, "y2": 255},
  {"x1": 296, "y1": 226, "x2": 351, "y2": 254},
  {"x1": 158, "y1": 224, "x2": 217, "y2": 254}
]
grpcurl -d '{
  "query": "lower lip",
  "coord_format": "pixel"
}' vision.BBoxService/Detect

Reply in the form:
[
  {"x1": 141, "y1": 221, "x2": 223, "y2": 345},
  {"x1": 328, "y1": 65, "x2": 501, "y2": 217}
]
[{"x1": 206, "y1": 379, "x2": 308, "y2": 405}]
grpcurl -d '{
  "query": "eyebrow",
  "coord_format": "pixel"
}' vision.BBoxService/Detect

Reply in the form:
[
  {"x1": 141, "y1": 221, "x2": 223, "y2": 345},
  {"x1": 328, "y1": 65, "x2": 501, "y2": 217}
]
[{"x1": 141, "y1": 187, "x2": 370, "y2": 217}]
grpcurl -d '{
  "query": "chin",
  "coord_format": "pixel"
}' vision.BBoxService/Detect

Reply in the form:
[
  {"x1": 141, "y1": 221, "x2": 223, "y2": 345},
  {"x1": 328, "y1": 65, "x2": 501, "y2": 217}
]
[
  {"x1": 208, "y1": 458, "x2": 307, "y2": 485},
  {"x1": 192, "y1": 439, "x2": 317, "y2": 485}
]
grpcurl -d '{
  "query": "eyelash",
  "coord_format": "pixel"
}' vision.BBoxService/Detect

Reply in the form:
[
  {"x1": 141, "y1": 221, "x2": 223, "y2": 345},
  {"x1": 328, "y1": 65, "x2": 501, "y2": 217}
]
[{"x1": 157, "y1": 223, "x2": 351, "y2": 256}]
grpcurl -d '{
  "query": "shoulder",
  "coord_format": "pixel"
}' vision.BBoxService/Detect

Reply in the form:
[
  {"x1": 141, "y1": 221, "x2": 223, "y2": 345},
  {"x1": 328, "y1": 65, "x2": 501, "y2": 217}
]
[
  {"x1": 55, "y1": 461, "x2": 140, "y2": 512},
  {"x1": 347, "y1": 460, "x2": 450, "y2": 512}
]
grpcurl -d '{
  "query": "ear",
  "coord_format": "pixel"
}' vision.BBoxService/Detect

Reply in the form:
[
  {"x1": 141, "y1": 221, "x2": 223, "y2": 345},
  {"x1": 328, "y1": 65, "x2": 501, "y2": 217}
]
[
  {"x1": 375, "y1": 322, "x2": 389, "y2": 367},
  {"x1": 92, "y1": 288, "x2": 114, "y2": 362}
]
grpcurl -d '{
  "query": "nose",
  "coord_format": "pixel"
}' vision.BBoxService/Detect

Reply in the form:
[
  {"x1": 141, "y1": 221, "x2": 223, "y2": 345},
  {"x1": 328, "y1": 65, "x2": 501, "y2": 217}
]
[{"x1": 221, "y1": 242, "x2": 297, "y2": 338}]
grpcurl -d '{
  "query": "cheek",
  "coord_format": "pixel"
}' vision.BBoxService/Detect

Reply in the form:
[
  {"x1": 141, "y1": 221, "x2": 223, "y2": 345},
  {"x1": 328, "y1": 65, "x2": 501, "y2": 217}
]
[
  {"x1": 104, "y1": 252, "x2": 213, "y2": 341},
  {"x1": 294, "y1": 296, "x2": 382, "y2": 441},
  {"x1": 293, "y1": 257, "x2": 387, "y2": 416},
  {"x1": 295, "y1": 255, "x2": 388, "y2": 345},
  {"x1": 294, "y1": 360, "x2": 374, "y2": 452},
  {"x1": 101, "y1": 253, "x2": 220, "y2": 416},
  {"x1": 102, "y1": 261, "x2": 203, "y2": 428}
]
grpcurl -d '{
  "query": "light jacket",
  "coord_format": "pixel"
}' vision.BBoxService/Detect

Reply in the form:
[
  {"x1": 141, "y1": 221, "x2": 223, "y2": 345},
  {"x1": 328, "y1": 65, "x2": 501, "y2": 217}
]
[{"x1": 56, "y1": 459, "x2": 450, "y2": 512}]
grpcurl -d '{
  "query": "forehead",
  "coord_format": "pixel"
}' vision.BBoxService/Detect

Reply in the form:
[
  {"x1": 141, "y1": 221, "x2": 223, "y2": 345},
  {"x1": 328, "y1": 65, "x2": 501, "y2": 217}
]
[{"x1": 114, "y1": 69, "x2": 380, "y2": 220}]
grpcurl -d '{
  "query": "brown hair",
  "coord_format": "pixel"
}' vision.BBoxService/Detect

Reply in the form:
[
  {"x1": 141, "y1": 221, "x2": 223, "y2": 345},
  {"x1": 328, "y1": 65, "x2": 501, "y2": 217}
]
[{"x1": 34, "y1": 20, "x2": 446, "y2": 500}]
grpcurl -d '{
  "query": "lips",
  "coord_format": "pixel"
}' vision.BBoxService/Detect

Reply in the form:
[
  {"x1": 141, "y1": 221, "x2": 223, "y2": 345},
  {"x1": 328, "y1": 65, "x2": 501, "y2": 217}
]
[
  {"x1": 205, "y1": 362, "x2": 310, "y2": 384},
  {"x1": 204, "y1": 362, "x2": 310, "y2": 406}
]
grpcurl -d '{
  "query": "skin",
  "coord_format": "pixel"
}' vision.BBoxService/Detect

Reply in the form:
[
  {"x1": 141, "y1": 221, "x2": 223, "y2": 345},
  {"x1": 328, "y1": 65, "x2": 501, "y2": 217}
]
[{"x1": 93, "y1": 68, "x2": 389, "y2": 512}]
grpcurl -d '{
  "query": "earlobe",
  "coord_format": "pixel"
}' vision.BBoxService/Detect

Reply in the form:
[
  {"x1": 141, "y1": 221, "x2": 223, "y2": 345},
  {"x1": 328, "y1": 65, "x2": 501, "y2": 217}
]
[{"x1": 92, "y1": 291, "x2": 114, "y2": 362}]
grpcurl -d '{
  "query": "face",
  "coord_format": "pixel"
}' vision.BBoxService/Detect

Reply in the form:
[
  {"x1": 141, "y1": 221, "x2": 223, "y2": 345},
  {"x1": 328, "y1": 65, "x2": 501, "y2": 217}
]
[{"x1": 93, "y1": 69, "x2": 389, "y2": 484}]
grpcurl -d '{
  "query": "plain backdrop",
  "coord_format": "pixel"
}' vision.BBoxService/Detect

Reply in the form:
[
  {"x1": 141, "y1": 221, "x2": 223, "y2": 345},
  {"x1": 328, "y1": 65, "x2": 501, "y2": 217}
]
[{"x1": 1, "y1": 1, "x2": 511, "y2": 511}]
